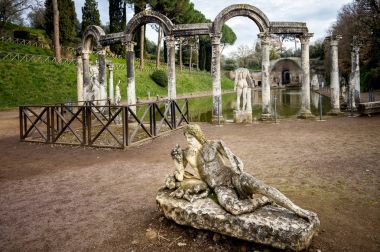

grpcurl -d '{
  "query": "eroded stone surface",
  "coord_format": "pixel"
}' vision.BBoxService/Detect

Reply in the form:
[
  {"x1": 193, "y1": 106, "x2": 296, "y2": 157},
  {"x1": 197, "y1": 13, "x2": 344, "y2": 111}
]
[{"x1": 157, "y1": 188, "x2": 320, "y2": 251}]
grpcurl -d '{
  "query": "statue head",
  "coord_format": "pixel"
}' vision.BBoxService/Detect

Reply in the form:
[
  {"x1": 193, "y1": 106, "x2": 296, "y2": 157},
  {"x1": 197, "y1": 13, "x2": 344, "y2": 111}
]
[{"x1": 184, "y1": 124, "x2": 206, "y2": 147}]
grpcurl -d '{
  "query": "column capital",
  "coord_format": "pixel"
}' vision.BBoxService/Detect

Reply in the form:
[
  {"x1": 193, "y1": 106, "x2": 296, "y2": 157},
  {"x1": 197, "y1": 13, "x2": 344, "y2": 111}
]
[
  {"x1": 165, "y1": 36, "x2": 176, "y2": 47},
  {"x1": 125, "y1": 40, "x2": 136, "y2": 52},
  {"x1": 299, "y1": 33, "x2": 314, "y2": 44},
  {"x1": 82, "y1": 51, "x2": 90, "y2": 59},
  {"x1": 258, "y1": 32, "x2": 271, "y2": 45},
  {"x1": 107, "y1": 62, "x2": 114, "y2": 71},
  {"x1": 97, "y1": 49, "x2": 106, "y2": 56},
  {"x1": 326, "y1": 35, "x2": 342, "y2": 46},
  {"x1": 210, "y1": 34, "x2": 221, "y2": 45}
]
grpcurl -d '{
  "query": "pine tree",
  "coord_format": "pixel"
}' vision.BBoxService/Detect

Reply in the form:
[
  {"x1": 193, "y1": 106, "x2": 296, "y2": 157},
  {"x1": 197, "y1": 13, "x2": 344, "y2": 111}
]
[
  {"x1": 81, "y1": 0, "x2": 101, "y2": 35},
  {"x1": 45, "y1": 0, "x2": 78, "y2": 44}
]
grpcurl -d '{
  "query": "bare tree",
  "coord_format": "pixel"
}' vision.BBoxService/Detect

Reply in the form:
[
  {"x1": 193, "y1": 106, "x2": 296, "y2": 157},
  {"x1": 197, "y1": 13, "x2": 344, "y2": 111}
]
[
  {"x1": 52, "y1": 0, "x2": 61, "y2": 63},
  {"x1": 0, "y1": 0, "x2": 35, "y2": 25}
]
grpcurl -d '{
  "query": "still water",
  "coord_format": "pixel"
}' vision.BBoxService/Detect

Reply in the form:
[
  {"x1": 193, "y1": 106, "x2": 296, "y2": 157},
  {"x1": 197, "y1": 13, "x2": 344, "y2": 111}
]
[{"x1": 187, "y1": 88, "x2": 331, "y2": 122}]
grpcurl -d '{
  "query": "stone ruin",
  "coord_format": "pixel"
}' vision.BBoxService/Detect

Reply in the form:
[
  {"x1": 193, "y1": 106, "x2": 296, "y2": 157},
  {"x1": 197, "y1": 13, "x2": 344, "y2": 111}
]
[
  {"x1": 156, "y1": 124, "x2": 320, "y2": 251},
  {"x1": 78, "y1": 4, "x2": 315, "y2": 121}
]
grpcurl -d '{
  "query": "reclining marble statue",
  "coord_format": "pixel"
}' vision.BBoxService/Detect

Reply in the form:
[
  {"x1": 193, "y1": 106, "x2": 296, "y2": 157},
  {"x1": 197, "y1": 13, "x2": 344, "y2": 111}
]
[{"x1": 157, "y1": 124, "x2": 320, "y2": 251}]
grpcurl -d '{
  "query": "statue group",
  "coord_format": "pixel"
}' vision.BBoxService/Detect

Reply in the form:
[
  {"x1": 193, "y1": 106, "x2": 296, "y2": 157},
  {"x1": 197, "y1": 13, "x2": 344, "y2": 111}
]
[{"x1": 157, "y1": 124, "x2": 320, "y2": 250}]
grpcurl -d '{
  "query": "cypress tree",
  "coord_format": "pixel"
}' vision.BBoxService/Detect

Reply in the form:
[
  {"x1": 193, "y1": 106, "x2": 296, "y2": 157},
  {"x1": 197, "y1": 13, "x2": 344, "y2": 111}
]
[
  {"x1": 108, "y1": 0, "x2": 126, "y2": 55},
  {"x1": 45, "y1": 0, "x2": 78, "y2": 44},
  {"x1": 81, "y1": 0, "x2": 101, "y2": 35}
]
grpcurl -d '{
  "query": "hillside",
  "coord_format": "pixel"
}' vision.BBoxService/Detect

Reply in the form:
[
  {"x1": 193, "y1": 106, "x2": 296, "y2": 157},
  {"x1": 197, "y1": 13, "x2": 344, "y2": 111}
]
[{"x1": 0, "y1": 26, "x2": 234, "y2": 109}]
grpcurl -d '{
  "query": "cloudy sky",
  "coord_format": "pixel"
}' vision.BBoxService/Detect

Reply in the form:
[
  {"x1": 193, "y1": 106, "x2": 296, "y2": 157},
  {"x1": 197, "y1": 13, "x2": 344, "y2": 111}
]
[{"x1": 73, "y1": 0, "x2": 352, "y2": 56}]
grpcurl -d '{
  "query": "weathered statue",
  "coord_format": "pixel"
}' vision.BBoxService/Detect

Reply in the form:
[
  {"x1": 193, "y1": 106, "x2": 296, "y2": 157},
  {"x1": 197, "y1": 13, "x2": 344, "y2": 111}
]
[
  {"x1": 166, "y1": 124, "x2": 316, "y2": 220},
  {"x1": 234, "y1": 68, "x2": 254, "y2": 111},
  {"x1": 115, "y1": 80, "x2": 121, "y2": 105},
  {"x1": 88, "y1": 63, "x2": 100, "y2": 102}
]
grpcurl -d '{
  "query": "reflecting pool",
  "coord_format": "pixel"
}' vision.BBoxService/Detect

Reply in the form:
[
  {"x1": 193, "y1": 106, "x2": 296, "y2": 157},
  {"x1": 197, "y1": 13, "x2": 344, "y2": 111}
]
[{"x1": 188, "y1": 88, "x2": 331, "y2": 122}]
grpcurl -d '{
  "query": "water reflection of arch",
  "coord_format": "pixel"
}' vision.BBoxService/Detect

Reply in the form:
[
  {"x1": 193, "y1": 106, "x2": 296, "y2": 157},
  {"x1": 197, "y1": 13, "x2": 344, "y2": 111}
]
[{"x1": 270, "y1": 58, "x2": 302, "y2": 86}]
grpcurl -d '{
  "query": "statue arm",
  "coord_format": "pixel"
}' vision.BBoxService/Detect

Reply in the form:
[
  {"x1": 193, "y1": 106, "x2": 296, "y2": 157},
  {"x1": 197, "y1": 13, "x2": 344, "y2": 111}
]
[
  {"x1": 171, "y1": 145, "x2": 185, "y2": 181},
  {"x1": 216, "y1": 140, "x2": 244, "y2": 174}
]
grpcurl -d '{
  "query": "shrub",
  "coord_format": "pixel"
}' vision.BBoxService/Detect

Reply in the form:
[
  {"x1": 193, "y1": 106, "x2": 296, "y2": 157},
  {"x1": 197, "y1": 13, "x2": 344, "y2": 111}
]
[{"x1": 151, "y1": 70, "x2": 168, "y2": 87}]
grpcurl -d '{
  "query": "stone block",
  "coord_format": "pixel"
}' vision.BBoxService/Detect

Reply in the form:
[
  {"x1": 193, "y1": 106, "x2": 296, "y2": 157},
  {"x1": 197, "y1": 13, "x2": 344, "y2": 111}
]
[
  {"x1": 157, "y1": 188, "x2": 320, "y2": 251},
  {"x1": 234, "y1": 110, "x2": 252, "y2": 123}
]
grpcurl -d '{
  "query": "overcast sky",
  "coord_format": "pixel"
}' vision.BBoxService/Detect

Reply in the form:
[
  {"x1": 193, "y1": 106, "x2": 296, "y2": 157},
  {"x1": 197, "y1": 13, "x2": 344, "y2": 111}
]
[{"x1": 73, "y1": 0, "x2": 352, "y2": 56}]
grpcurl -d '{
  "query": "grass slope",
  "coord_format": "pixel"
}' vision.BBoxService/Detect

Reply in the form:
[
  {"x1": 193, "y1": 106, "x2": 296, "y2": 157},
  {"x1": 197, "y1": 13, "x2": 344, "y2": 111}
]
[{"x1": 0, "y1": 58, "x2": 234, "y2": 109}]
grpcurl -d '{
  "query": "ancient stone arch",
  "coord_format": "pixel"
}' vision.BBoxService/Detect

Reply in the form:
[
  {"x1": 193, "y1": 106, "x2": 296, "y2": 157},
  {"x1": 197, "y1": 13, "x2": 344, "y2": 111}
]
[
  {"x1": 77, "y1": 25, "x2": 107, "y2": 104},
  {"x1": 125, "y1": 10, "x2": 174, "y2": 40},
  {"x1": 82, "y1": 25, "x2": 106, "y2": 52},
  {"x1": 212, "y1": 4, "x2": 270, "y2": 35}
]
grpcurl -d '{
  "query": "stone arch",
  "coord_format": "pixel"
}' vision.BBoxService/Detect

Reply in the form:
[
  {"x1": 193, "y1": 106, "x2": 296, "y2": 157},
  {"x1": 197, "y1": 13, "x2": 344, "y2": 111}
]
[
  {"x1": 212, "y1": 4, "x2": 270, "y2": 35},
  {"x1": 270, "y1": 58, "x2": 303, "y2": 86},
  {"x1": 125, "y1": 10, "x2": 174, "y2": 40},
  {"x1": 82, "y1": 25, "x2": 106, "y2": 52}
]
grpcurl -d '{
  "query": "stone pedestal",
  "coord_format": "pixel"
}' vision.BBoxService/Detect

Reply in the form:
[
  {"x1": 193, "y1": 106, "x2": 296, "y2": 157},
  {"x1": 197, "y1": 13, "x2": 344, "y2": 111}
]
[
  {"x1": 234, "y1": 110, "x2": 252, "y2": 123},
  {"x1": 260, "y1": 113, "x2": 272, "y2": 121},
  {"x1": 298, "y1": 111, "x2": 315, "y2": 119},
  {"x1": 211, "y1": 116, "x2": 225, "y2": 124},
  {"x1": 157, "y1": 188, "x2": 320, "y2": 251},
  {"x1": 327, "y1": 108, "x2": 344, "y2": 116}
]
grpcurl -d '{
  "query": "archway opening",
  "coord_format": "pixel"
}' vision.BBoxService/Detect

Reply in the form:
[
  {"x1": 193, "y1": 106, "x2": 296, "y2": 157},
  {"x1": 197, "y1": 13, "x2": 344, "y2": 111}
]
[{"x1": 282, "y1": 70, "x2": 290, "y2": 84}]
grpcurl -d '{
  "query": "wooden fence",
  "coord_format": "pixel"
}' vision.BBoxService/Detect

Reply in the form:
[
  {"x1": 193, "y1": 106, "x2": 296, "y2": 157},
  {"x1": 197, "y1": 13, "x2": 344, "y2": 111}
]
[{"x1": 19, "y1": 99, "x2": 189, "y2": 149}]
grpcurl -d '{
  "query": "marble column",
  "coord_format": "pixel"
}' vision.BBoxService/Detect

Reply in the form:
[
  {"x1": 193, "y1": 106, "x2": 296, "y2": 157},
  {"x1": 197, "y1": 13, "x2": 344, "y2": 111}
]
[
  {"x1": 107, "y1": 62, "x2": 114, "y2": 105},
  {"x1": 166, "y1": 36, "x2": 176, "y2": 100},
  {"x1": 76, "y1": 54, "x2": 83, "y2": 104},
  {"x1": 351, "y1": 36, "x2": 361, "y2": 106},
  {"x1": 98, "y1": 49, "x2": 107, "y2": 106},
  {"x1": 211, "y1": 34, "x2": 223, "y2": 123},
  {"x1": 82, "y1": 51, "x2": 90, "y2": 101},
  {"x1": 126, "y1": 41, "x2": 136, "y2": 112},
  {"x1": 298, "y1": 33, "x2": 314, "y2": 118},
  {"x1": 328, "y1": 35, "x2": 342, "y2": 115},
  {"x1": 259, "y1": 32, "x2": 271, "y2": 120}
]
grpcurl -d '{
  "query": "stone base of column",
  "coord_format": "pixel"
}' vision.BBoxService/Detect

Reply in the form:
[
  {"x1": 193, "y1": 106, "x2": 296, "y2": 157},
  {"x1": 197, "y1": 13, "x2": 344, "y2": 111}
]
[
  {"x1": 297, "y1": 110, "x2": 315, "y2": 119},
  {"x1": 233, "y1": 110, "x2": 252, "y2": 123},
  {"x1": 327, "y1": 108, "x2": 344, "y2": 116},
  {"x1": 211, "y1": 115, "x2": 224, "y2": 124},
  {"x1": 260, "y1": 113, "x2": 272, "y2": 121}
]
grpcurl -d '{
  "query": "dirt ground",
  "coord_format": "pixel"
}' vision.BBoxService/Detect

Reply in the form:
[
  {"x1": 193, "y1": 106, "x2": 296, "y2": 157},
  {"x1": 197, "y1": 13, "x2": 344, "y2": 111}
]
[{"x1": 0, "y1": 109, "x2": 379, "y2": 252}]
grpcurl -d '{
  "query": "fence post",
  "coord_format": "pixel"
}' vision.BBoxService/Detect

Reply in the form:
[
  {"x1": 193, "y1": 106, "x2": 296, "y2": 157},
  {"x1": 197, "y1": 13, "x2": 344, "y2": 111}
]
[
  {"x1": 82, "y1": 105, "x2": 87, "y2": 146},
  {"x1": 185, "y1": 98, "x2": 189, "y2": 123},
  {"x1": 50, "y1": 106, "x2": 55, "y2": 142},
  {"x1": 123, "y1": 106, "x2": 129, "y2": 148},
  {"x1": 19, "y1": 106, "x2": 23, "y2": 140},
  {"x1": 171, "y1": 100, "x2": 176, "y2": 129},
  {"x1": 46, "y1": 107, "x2": 51, "y2": 143},
  {"x1": 87, "y1": 104, "x2": 92, "y2": 146}
]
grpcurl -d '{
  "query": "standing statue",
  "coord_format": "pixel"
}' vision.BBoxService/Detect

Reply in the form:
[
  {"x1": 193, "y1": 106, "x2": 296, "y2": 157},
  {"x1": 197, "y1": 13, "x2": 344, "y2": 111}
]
[
  {"x1": 165, "y1": 124, "x2": 316, "y2": 220},
  {"x1": 234, "y1": 68, "x2": 254, "y2": 111},
  {"x1": 88, "y1": 63, "x2": 100, "y2": 103},
  {"x1": 115, "y1": 80, "x2": 121, "y2": 105}
]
